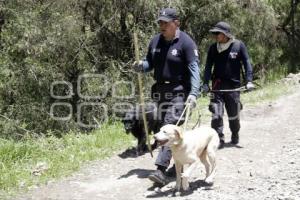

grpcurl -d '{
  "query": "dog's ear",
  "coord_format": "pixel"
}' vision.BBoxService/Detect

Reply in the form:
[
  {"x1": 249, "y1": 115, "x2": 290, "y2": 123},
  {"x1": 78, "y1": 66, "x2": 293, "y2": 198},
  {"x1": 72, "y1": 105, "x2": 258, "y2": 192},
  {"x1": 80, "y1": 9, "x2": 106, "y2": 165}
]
[{"x1": 174, "y1": 126, "x2": 183, "y2": 139}]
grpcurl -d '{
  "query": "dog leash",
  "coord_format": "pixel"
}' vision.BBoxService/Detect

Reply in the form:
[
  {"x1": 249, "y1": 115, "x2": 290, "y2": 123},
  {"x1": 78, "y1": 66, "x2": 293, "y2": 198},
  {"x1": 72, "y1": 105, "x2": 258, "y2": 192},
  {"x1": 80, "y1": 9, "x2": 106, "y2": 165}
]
[
  {"x1": 210, "y1": 86, "x2": 247, "y2": 93},
  {"x1": 176, "y1": 103, "x2": 202, "y2": 131},
  {"x1": 183, "y1": 103, "x2": 191, "y2": 131},
  {"x1": 175, "y1": 102, "x2": 192, "y2": 131},
  {"x1": 209, "y1": 82, "x2": 261, "y2": 93}
]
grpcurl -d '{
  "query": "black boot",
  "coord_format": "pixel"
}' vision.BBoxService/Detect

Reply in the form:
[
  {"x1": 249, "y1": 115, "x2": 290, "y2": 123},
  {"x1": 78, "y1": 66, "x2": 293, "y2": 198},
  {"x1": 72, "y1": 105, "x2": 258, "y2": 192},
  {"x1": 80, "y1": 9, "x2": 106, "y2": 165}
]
[
  {"x1": 165, "y1": 164, "x2": 176, "y2": 177},
  {"x1": 218, "y1": 136, "x2": 225, "y2": 149},
  {"x1": 148, "y1": 166, "x2": 167, "y2": 185},
  {"x1": 231, "y1": 132, "x2": 239, "y2": 145},
  {"x1": 148, "y1": 170, "x2": 167, "y2": 185}
]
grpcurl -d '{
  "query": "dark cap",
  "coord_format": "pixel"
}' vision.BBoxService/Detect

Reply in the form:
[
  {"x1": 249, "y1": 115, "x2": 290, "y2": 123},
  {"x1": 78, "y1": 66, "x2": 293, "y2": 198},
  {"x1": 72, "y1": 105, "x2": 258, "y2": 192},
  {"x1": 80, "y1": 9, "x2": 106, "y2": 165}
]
[
  {"x1": 157, "y1": 8, "x2": 178, "y2": 22},
  {"x1": 209, "y1": 21, "x2": 233, "y2": 38}
]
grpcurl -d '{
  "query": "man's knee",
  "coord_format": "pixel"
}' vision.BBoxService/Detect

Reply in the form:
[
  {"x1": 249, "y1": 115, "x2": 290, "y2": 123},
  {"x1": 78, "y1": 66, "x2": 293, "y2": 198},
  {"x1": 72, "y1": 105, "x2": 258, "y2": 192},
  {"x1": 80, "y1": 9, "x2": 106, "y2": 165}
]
[
  {"x1": 155, "y1": 146, "x2": 172, "y2": 167},
  {"x1": 161, "y1": 101, "x2": 185, "y2": 125},
  {"x1": 209, "y1": 101, "x2": 224, "y2": 119}
]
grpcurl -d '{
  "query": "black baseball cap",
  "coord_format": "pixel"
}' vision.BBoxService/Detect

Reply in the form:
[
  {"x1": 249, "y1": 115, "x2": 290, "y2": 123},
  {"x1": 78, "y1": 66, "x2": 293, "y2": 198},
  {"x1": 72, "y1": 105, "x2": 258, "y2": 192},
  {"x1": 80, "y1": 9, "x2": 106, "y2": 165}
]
[
  {"x1": 209, "y1": 21, "x2": 233, "y2": 38},
  {"x1": 157, "y1": 8, "x2": 178, "y2": 22}
]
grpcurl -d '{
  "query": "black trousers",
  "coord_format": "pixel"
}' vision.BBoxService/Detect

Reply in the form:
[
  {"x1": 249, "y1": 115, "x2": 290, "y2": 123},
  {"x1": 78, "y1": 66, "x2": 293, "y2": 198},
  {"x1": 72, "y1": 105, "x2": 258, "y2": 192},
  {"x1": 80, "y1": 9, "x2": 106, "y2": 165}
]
[
  {"x1": 151, "y1": 83, "x2": 188, "y2": 168},
  {"x1": 209, "y1": 91, "x2": 242, "y2": 139}
]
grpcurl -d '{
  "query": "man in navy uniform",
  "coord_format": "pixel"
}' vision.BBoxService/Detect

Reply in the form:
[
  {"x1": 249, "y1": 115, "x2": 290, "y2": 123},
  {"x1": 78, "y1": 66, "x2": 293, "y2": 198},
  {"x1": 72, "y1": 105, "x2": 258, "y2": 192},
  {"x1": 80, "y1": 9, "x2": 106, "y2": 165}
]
[
  {"x1": 203, "y1": 21, "x2": 254, "y2": 149},
  {"x1": 133, "y1": 8, "x2": 200, "y2": 185}
]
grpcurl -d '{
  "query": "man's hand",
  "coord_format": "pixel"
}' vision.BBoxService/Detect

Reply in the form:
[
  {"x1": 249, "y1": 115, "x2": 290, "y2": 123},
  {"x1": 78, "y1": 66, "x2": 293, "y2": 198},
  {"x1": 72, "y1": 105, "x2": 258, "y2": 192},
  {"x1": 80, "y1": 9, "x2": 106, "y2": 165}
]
[
  {"x1": 246, "y1": 82, "x2": 255, "y2": 91},
  {"x1": 133, "y1": 60, "x2": 144, "y2": 72},
  {"x1": 186, "y1": 95, "x2": 197, "y2": 109},
  {"x1": 202, "y1": 84, "x2": 210, "y2": 94}
]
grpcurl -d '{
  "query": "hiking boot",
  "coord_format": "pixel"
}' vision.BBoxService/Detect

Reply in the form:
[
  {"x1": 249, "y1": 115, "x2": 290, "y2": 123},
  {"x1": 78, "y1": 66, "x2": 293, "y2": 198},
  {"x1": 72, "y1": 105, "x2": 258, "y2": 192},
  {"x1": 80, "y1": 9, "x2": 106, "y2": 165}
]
[
  {"x1": 148, "y1": 170, "x2": 167, "y2": 185},
  {"x1": 231, "y1": 132, "x2": 239, "y2": 145},
  {"x1": 218, "y1": 138, "x2": 225, "y2": 149},
  {"x1": 165, "y1": 164, "x2": 176, "y2": 178}
]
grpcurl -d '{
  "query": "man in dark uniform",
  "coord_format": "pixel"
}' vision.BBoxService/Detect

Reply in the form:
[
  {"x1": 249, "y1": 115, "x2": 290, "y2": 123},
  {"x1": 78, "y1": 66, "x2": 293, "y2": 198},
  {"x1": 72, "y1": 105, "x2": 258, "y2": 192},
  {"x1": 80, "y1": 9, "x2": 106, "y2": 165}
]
[
  {"x1": 203, "y1": 21, "x2": 254, "y2": 149},
  {"x1": 133, "y1": 8, "x2": 200, "y2": 185}
]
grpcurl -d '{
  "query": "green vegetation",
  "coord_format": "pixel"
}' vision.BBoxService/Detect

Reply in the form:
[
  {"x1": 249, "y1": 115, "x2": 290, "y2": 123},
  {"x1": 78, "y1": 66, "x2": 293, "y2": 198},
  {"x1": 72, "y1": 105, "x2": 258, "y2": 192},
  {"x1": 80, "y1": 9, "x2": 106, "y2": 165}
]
[
  {"x1": 0, "y1": 122, "x2": 133, "y2": 198},
  {"x1": 0, "y1": 0, "x2": 299, "y2": 198}
]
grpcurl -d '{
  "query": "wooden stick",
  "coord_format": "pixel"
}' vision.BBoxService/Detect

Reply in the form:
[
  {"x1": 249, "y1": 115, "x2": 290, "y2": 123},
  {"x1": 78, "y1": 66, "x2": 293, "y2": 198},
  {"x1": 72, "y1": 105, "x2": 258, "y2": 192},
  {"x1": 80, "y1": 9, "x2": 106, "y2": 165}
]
[{"x1": 133, "y1": 28, "x2": 153, "y2": 157}]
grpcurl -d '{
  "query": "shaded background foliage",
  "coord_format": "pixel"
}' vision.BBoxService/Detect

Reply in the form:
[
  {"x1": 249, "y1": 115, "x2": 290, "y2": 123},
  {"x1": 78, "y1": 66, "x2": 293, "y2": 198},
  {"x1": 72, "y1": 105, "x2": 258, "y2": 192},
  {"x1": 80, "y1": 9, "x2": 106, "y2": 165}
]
[{"x1": 0, "y1": 0, "x2": 299, "y2": 138}]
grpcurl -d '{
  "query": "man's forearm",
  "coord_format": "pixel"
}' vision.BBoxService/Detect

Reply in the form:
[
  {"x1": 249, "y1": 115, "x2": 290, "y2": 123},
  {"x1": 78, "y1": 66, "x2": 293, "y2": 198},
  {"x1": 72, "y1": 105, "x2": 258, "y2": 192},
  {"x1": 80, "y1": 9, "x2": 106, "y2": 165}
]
[
  {"x1": 203, "y1": 64, "x2": 212, "y2": 84},
  {"x1": 188, "y1": 61, "x2": 201, "y2": 97},
  {"x1": 243, "y1": 59, "x2": 253, "y2": 82}
]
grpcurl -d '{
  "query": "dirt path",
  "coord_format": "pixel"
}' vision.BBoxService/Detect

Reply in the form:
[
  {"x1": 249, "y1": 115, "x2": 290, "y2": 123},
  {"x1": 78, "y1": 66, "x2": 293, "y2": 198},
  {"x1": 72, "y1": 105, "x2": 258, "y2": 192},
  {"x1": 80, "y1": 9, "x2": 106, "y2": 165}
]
[{"x1": 17, "y1": 87, "x2": 300, "y2": 200}]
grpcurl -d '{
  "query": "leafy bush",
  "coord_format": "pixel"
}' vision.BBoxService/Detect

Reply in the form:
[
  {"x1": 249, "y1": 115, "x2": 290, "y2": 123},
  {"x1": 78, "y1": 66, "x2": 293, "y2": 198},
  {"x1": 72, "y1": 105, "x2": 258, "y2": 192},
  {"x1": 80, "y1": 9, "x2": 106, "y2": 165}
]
[{"x1": 0, "y1": 0, "x2": 298, "y2": 138}]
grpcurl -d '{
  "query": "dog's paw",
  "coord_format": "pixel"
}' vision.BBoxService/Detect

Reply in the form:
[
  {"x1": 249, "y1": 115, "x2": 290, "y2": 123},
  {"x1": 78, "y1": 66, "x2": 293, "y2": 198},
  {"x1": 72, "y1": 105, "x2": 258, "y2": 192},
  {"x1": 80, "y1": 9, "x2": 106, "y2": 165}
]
[
  {"x1": 174, "y1": 191, "x2": 181, "y2": 197},
  {"x1": 172, "y1": 188, "x2": 181, "y2": 197},
  {"x1": 204, "y1": 178, "x2": 214, "y2": 186}
]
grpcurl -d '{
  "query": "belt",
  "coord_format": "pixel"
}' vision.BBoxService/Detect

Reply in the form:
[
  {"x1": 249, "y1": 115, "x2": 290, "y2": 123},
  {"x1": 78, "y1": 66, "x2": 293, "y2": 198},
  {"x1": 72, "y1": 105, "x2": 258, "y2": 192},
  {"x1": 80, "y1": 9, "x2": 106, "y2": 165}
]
[{"x1": 157, "y1": 80, "x2": 185, "y2": 84}]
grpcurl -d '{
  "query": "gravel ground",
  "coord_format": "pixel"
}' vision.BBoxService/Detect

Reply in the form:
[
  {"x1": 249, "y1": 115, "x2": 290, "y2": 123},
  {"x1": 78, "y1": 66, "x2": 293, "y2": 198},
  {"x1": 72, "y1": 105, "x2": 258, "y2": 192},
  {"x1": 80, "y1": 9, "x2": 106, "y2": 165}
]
[{"x1": 15, "y1": 86, "x2": 300, "y2": 200}]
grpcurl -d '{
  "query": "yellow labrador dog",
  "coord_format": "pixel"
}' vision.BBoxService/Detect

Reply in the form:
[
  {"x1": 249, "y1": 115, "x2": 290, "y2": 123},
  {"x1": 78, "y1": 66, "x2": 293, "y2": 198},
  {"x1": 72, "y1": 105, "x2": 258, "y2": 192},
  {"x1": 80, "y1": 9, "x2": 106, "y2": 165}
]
[{"x1": 154, "y1": 124, "x2": 219, "y2": 191}]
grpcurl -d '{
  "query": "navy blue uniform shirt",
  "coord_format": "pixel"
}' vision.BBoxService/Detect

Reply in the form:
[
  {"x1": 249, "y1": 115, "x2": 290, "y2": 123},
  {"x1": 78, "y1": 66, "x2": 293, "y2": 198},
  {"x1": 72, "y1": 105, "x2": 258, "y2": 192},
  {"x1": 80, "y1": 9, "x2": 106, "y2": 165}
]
[
  {"x1": 204, "y1": 40, "x2": 253, "y2": 87},
  {"x1": 142, "y1": 29, "x2": 200, "y2": 97}
]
